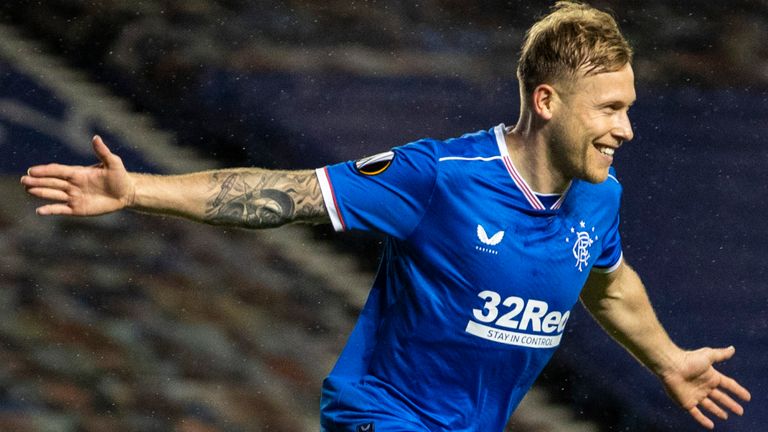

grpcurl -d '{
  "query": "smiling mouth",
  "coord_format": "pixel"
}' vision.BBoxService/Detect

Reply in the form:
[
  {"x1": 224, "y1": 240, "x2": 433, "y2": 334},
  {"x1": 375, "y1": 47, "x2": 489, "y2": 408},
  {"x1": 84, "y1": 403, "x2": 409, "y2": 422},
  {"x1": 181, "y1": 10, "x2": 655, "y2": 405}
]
[{"x1": 595, "y1": 145, "x2": 615, "y2": 157}]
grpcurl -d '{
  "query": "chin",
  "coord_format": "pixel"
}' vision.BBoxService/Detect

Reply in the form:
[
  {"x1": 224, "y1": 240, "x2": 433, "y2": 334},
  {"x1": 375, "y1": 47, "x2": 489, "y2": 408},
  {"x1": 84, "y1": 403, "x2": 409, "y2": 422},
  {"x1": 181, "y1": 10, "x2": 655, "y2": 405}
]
[{"x1": 579, "y1": 169, "x2": 610, "y2": 184}]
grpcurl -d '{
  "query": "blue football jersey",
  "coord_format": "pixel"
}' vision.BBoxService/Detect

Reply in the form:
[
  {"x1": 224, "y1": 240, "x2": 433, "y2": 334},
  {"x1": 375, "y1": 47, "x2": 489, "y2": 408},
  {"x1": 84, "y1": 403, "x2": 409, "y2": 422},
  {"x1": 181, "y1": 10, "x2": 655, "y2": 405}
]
[{"x1": 315, "y1": 124, "x2": 623, "y2": 432}]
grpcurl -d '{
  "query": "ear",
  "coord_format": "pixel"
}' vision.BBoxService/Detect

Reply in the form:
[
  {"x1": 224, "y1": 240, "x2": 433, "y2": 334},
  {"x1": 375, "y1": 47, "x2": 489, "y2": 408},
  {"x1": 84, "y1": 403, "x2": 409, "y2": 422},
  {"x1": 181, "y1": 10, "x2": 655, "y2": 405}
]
[{"x1": 531, "y1": 84, "x2": 558, "y2": 121}]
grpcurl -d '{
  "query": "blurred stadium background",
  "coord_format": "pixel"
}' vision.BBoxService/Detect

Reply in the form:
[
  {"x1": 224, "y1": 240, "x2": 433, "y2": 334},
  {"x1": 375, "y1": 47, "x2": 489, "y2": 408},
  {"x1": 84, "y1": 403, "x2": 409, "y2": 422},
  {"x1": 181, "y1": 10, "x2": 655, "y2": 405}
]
[{"x1": 1, "y1": 1, "x2": 766, "y2": 431}]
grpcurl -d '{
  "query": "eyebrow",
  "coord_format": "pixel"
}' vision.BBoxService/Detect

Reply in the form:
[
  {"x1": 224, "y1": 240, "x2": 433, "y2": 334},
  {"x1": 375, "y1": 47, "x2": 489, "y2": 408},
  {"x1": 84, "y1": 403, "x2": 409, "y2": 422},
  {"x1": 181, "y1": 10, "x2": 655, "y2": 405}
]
[{"x1": 598, "y1": 99, "x2": 635, "y2": 109}]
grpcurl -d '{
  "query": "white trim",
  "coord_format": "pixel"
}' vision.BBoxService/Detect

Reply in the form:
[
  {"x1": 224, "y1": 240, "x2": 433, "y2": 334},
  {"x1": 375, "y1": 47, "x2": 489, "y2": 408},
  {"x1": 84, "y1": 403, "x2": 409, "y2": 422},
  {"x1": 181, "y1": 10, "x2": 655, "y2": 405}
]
[
  {"x1": 493, "y1": 123, "x2": 511, "y2": 159},
  {"x1": 356, "y1": 150, "x2": 394, "y2": 169},
  {"x1": 315, "y1": 168, "x2": 344, "y2": 232},
  {"x1": 591, "y1": 252, "x2": 623, "y2": 274},
  {"x1": 550, "y1": 182, "x2": 571, "y2": 210},
  {"x1": 494, "y1": 124, "x2": 573, "y2": 211},
  {"x1": 607, "y1": 173, "x2": 619, "y2": 184},
  {"x1": 438, "y1": 155, "x2": 503, "y2": 162},
  {"x1": 494, "y1": 124, "x2": 545, "y2": 210}
]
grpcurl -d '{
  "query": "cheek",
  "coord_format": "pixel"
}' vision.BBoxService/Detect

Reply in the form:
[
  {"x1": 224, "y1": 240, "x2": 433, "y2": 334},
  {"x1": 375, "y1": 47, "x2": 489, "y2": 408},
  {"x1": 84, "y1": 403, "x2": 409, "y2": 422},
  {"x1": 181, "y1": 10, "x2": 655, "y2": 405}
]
[
  {"x1": 586, "y1": 115, "x2": 614, "y2": 137},
  {"x1": 550, "y1": 117, "x2": 597, "y2": 159},
  {"x1": 552, "y1": 117, "x2": 579, "y2": 144}
]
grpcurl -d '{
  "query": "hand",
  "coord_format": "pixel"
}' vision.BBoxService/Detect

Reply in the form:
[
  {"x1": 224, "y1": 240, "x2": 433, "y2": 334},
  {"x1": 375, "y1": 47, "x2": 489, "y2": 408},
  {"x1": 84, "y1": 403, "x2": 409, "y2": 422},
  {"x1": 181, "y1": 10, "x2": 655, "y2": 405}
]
[
  {"x1": 21, "y1": 135, "x2": 136, "y2": 216},
  {"x1": 661, "y1": 346, "x2": 751, "y2": 429}
]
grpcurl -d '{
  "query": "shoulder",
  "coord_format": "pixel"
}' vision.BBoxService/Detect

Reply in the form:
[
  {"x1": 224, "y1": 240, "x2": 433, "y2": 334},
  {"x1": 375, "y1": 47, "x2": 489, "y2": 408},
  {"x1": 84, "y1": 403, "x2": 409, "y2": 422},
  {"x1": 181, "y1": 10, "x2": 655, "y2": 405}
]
[
  {"x1": 393, "y1": 127, "x2": 500, "y2": 164},
  {"x1": 604, "y1": 167, "x2": 623, "y2": 197},
  {"x1": 382, "y1": 127, "x2": 505, "y2": 184},
  {"x1": 439, "y1": 127, "x2": 500, "y2": 159},
  {"x1": 605, "y1": 167, "x2": 622, "y2": 188}
]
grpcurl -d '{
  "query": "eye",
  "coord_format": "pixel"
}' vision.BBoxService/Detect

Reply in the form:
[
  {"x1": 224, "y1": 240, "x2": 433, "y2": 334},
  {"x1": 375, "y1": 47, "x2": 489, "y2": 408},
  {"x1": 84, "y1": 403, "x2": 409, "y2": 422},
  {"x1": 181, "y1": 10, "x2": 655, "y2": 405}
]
[{"x1": 601, "y1": 103, "x2": 631, "y2": 115}]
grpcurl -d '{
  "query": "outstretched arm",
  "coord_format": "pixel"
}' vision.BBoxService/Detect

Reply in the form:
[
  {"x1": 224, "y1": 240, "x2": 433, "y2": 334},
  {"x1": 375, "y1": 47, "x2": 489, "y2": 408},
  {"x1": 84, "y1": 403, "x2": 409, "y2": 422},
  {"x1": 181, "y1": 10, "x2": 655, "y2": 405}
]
[
  {"x1": 21, "y1": 135, "x2": 330, "y2": 228},
  {"x1": 580, "y1": 262, "x2": 751, "y2": 429}
]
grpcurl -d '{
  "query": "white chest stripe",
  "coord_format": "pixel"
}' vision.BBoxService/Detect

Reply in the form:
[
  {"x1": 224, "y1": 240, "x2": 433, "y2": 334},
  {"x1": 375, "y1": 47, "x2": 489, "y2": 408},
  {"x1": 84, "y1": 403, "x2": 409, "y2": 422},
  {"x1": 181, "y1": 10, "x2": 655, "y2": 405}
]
[
  {"x1": 438, "y1": 156, "x2": 503, "y2": 162},
  {"x1": 493, "y1": 124, "x2": 571, "y2": 211}
]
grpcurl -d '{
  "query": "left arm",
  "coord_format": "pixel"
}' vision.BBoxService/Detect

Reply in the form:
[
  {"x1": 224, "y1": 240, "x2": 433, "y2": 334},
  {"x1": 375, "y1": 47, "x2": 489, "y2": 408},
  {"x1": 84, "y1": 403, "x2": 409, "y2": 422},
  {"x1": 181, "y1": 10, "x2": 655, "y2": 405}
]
[{"x1": 580, "y1": 261, "x2": 751, "y2": 429}]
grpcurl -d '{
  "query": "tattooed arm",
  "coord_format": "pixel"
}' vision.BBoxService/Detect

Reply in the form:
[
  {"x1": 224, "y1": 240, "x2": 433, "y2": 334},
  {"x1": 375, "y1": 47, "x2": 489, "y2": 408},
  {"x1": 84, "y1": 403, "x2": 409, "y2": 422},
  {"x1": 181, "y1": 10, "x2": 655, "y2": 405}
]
[
  {"x1": 22, "y1": 135, "x2": 330, "y2": 228},
  {"x1": 142, "y1": 168, "x2": 329, "y2": 228}
]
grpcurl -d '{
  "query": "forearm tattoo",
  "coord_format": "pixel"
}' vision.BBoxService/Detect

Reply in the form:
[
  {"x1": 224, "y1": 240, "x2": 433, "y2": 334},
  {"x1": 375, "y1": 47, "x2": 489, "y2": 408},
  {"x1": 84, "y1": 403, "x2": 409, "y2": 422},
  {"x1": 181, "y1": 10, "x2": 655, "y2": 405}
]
[{"x1": 204, "y1": 169, "x2": 328, "y2": 228}]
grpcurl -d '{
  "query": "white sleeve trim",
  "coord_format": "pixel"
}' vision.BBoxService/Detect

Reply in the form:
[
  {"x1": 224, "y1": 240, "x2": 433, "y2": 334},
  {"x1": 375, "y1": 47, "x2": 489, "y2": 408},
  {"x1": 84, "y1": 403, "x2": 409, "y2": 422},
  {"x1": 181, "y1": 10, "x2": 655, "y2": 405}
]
[
  {"x1": 591, "y1": 252, "x2": 623, "y2": 274},
  {"x1": 315, "y1": 168, "x2": 345, "y2": 232}
]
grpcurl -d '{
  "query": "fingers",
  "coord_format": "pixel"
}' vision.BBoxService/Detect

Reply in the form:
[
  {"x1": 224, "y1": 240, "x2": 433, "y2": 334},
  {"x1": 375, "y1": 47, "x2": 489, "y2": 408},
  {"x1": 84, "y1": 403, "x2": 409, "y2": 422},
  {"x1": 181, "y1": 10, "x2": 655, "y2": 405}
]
[
  {"x1": 36, "y1": 203, "x2": 74, "y2": 216},
  {"x1": 710, "y1": 388, "x2": 744, "y2": 416},
  {"x1": 26, "y1": 187, "x2": 69, "y2": 203},
  {"x1": 25, "y1": 163, "x2": 81, "y2": 180},
  {"x1": 21, "y1": 168, "x2": 77, "y2": 209},
  {"x1": 700, "y1": 397, "x2": 728, "y2": 420},
  {"x1": 22, "y1": 171, "x2": 77, "y2": 215},
  {"x1": 691, "y1": 371, "x2": 749, "y2": 430},
  {"x1": 23, "y1": 135, "x2": 115, "y2": 181},
  {"x1": 719, "y1": 374, "x2": 752, "y2": 403},
  {"x1": 92, "y1": 135, "x2": 112, "y2": 165},
  {"x1": 688, "y1": 406, "x2": 715, "y2": 430},
  {"x1": 693, "y1": 385, "x2": 747, "y2": 430},
  {"x1": 21, "y1": 176, "x2": 71, "y2": 191},
  {"x1": 706, "y1": 347, "x2": 751, "y2": 414},
  {"x1": 707, "y1": 346, "x2": 735, "y2": 363}
]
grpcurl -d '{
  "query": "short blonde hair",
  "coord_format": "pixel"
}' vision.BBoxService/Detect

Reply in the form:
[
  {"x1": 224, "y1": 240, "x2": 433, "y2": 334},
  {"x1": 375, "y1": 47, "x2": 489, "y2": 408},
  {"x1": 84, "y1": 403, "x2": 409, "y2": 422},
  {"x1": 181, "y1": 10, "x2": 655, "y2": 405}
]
[{"x1": 517, "y1": 1, "x2": 633, "y2": 97}]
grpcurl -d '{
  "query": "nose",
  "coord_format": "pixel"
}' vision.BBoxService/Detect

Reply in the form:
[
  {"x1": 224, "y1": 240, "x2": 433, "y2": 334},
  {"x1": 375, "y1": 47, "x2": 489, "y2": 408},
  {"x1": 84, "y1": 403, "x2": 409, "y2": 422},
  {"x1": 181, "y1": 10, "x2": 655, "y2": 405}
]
[{"x1": 611, "y1": 112, "x2": 634, "y2": 143}]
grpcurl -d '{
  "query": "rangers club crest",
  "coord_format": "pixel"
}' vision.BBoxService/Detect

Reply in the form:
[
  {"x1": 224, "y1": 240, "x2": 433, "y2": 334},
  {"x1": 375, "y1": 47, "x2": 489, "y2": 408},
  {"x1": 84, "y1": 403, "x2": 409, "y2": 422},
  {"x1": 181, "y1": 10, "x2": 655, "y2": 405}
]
[{"x1": 565, "y1": 220, "x2": 598, "y2": 272}]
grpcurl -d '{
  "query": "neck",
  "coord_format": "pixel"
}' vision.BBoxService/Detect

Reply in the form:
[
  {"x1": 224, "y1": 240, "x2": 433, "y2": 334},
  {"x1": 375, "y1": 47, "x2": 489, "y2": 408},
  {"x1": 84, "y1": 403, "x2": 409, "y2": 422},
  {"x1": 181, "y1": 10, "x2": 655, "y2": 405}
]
[{"x1": 506, "y1": 119, "x2": 570, "y2": 194}]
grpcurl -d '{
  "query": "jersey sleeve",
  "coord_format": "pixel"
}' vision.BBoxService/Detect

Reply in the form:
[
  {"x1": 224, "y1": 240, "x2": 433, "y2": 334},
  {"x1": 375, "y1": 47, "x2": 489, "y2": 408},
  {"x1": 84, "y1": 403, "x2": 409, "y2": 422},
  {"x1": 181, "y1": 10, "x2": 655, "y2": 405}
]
[
  {"x1": 591, "y1": 171, "x2": 623, "y2": 273},
  {"x1": 591, "y1": 210, "x2": 622, "y2": 273},
  {"x1": 315, "y1": 139, "x2": 438, "y2": 239}
]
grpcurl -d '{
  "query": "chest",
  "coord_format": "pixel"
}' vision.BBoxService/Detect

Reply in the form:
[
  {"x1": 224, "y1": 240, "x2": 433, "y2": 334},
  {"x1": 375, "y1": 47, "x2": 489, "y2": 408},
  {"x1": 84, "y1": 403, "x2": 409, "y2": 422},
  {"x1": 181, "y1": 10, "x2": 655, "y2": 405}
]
[{"x1": 410, "y1": 182, "x2": 614, "y2": 311}]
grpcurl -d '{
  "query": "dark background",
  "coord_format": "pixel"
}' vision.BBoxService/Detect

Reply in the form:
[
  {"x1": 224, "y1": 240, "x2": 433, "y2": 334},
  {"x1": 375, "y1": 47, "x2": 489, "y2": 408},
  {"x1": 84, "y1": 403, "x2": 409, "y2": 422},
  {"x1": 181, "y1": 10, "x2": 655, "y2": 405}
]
[{"x1": 0, "y1": 1, "x2": 766, "y2": 431}]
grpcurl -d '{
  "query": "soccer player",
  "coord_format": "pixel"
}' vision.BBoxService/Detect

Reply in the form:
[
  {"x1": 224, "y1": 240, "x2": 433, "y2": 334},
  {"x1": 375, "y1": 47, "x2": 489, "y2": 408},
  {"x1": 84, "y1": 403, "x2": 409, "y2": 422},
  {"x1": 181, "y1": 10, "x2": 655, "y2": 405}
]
[{"x1": 21, "y1": 2, "x2": 750, "y2": 431}]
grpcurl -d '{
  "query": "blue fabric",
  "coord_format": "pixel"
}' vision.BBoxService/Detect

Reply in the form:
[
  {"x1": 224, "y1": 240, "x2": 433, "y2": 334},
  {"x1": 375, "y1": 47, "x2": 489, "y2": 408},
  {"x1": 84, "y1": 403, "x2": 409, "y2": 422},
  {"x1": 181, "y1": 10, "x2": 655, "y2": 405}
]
[{"x1": 318, "y1": 125, "x2": 623, "y2": 432}]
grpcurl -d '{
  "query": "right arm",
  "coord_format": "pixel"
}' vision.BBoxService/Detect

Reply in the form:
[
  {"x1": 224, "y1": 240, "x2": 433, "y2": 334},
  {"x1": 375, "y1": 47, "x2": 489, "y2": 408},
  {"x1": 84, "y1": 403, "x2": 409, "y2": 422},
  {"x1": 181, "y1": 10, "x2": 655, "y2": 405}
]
[
  {"x1": 132, "y1": 168, "x2": 328, "y2": 228},
  {"x1": 21, "y1": 135, "x2": 330, "y2": 228}
]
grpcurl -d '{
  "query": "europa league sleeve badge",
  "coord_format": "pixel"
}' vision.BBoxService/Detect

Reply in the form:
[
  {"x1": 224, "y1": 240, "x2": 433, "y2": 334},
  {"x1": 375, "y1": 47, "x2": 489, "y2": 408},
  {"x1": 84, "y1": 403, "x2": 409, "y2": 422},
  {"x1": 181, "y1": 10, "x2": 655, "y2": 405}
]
[{"x1": 355, "y1": 151, "x2": 395, "y2": 176}]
